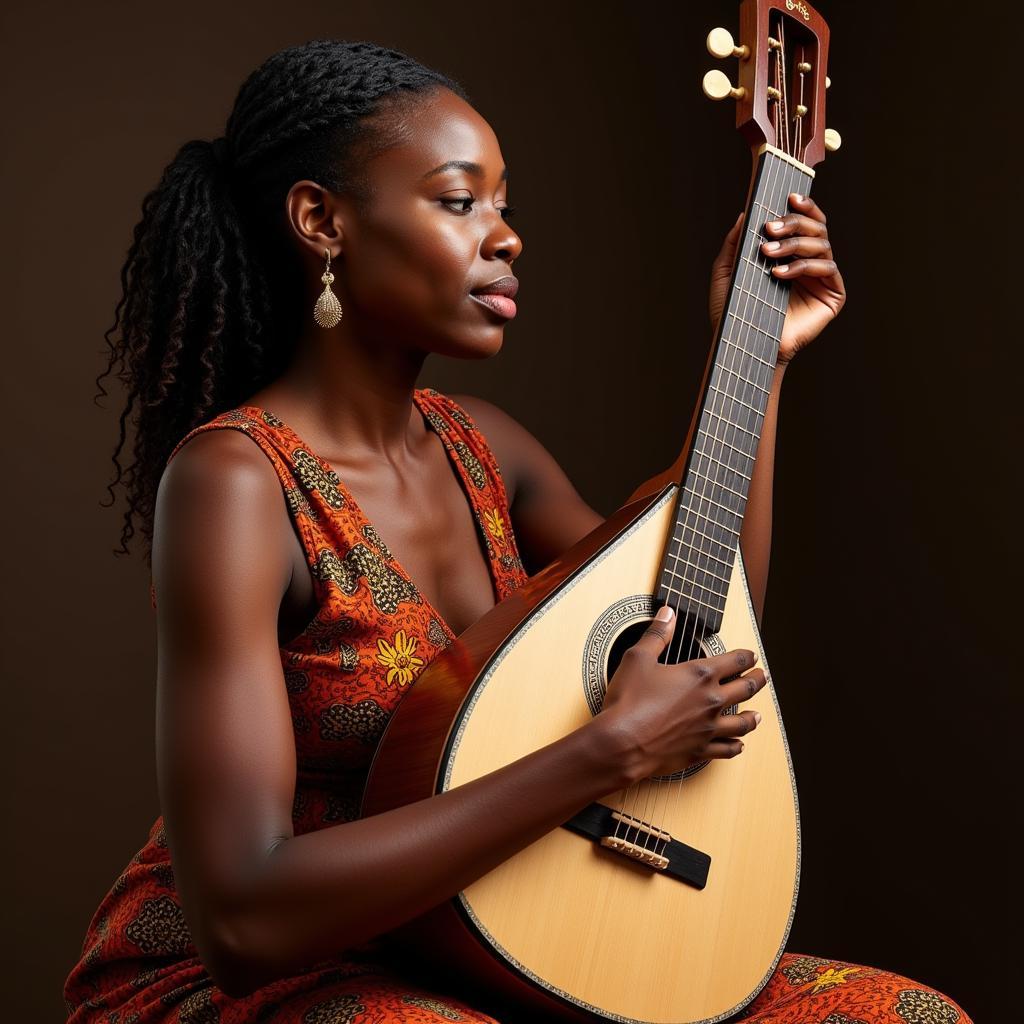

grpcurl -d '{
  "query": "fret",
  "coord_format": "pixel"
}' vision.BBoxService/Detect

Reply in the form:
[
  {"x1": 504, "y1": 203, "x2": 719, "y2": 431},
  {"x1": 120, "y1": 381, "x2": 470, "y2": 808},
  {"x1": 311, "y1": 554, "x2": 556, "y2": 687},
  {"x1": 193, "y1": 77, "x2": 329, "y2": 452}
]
[
  {"x1": 690, "y1": 450, "x2": 752, "y2": 486},
  {"x1": 714, "y1": 361, "x2": 772, "y2": 395},
  {"x1": 668, "y1": 528, "x2": 734, "y2": 567},
  {"x1": 739, "y1": 253, "x2": 776, "y2": 274},
  {"x1": 663, "y1": 561, "x2": 732, "y2": 592},
  {"x1": 708, "y1": 383, "x2": 766, "y2": 418},
  {"x1": 702, "y1": 409, "x2": 759, "y2": 439},
  {"x1": 673, "y1": 521, "x2": 736, "y2": 558},
  {"x1": 734, "y1": 283, "x2": 786, "y2": 315},
  {"x1": 725, "y1": 310, "x2": 778, "y2": 341},
  {"x1": 684, "y1": 490, "x2": 746, "y2": 525},
  {"x1": 720, "y1": 337, "x2": 776, "y2": 369},
  {"x1": 685, "y1": 464, "x2": 749, "y2": 503},
  {"x1": 676, "y1": 513, "x2": 740, "y2": 538},
  {"x1": 658, "y1": 585, "x2": 725, "y2": 617},
  {"x1": 693, "y1": 435, "x2": 756, "y2": 468},
  {"x1": 669, "y1": 538, "x2": 733, "y2": 575},
  {"x1": 750, "y1": 196, "x2": 788, "y2": 219}
]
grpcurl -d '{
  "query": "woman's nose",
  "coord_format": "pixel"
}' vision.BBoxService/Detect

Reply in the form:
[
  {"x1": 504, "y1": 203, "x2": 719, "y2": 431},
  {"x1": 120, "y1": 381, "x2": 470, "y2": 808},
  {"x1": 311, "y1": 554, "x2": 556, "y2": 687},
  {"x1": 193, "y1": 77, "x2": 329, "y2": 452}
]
[{"x1": 486, "y1": 220, "x2": 523, "y2": 263}]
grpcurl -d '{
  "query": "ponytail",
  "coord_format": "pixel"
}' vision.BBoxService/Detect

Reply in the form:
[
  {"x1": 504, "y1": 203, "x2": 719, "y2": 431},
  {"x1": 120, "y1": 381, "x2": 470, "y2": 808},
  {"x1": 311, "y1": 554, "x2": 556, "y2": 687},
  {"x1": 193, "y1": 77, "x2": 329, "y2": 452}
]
[{"x1": 96, "y1": 39, "x2": 467, "y2": 566}]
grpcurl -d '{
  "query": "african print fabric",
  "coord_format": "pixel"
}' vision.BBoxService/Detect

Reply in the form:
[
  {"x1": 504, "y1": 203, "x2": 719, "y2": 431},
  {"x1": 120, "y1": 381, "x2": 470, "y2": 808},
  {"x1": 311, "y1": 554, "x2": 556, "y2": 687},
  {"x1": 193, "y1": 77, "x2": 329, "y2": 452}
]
[{"x1": 63, "y1": 388, "x2": 972, "y2": 1023}]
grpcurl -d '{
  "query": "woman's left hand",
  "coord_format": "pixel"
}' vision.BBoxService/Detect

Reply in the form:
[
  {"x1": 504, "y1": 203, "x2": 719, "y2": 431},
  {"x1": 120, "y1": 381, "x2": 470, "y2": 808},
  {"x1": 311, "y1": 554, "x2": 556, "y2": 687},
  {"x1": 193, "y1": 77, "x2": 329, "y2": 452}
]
[{"x1": 708, "y1": 193, "x2": 846, "y2": 366}]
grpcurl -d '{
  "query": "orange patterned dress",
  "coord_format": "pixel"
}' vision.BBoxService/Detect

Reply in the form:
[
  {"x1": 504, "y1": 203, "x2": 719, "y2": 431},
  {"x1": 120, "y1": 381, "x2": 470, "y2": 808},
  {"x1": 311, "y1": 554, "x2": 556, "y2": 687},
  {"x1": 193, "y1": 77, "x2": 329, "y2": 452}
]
[{"x1": 64, "y1": 387, "x2": 973, "y2": 1024}]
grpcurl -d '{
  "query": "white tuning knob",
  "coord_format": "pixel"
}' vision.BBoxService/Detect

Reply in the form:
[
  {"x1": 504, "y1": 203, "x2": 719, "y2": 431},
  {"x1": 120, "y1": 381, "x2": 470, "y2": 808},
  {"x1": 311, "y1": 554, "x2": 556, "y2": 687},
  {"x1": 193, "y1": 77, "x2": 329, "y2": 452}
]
[
  {"x1": 703, "y1": 69, "x2": 746, "y2": 101},
  {"x1": 825, "y1": 75, "x2": 832, "y2": 89},
  {"x1": 824, "y1": 128, "x2": 842, "y2": 152},
  {"x1": 707, "y1": 27, "x2": 750, "y2": 59}
]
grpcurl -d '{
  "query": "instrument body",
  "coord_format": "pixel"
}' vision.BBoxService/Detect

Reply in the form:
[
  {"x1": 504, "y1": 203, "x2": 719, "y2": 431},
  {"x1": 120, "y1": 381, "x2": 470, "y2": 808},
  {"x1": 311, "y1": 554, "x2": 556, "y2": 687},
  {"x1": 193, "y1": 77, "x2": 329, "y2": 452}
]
[
  {"x1": 365, "y1": 487, "x2": 798, "y2": 1023},
  {"x1": 364, "y1": 1, "x2": 838, "y2": 1020}
]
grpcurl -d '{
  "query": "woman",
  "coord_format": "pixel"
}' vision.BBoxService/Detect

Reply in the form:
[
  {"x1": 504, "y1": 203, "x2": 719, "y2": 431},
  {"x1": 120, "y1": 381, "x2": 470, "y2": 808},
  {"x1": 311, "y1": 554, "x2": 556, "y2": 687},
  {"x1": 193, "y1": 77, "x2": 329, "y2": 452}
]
[{"x1": 65, "y1": 39, "x2": 971, "y2": 1024}]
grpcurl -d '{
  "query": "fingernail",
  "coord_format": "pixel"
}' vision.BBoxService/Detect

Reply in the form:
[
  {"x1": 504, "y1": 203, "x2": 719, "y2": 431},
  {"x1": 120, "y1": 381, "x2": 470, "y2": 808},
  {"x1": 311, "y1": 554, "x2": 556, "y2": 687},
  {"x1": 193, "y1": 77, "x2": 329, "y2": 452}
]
[
  {"x1": 763, "y1": 240, "x2": 780, "y2": 251},
  {"x1": 754, "y1": 711, "x2": 762, "y2": 724},
  {"x1": 769, "y1": 220, "x2": 785, "y2": 230},
  {"x1": 792, "y1": 193, "x2": 804, "y2": 202},
  {"x1": 656, "y1": 604, "x2": 674, "y2": 621},
  {"x1": 774, "y1": 264, "x2": 788, "y2": 273}
]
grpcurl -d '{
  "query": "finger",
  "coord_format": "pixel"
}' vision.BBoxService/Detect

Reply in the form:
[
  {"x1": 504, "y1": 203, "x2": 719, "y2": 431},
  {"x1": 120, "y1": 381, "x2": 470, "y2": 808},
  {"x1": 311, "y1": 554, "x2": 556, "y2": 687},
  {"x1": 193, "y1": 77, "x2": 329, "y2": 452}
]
[
  {"x1": 694, "y1": 647, "x2": 758, "y2": 683},
  {"x1": 772, "y1": 258, "x2": 840, "y2": 279},
  {"x1": 631, "y1": 603, "x2": 678, "y2": 658},
  {"x1": 761, "y1": 235, "x2": 832, "y2": 260},
  {"x1": 788, "y1": 192, "x2": 827, "y2": 224},
  {"x1": 764, "y1": 213, "x2": 827, "y2": 239},
  {"x1": 719, "y1": 667, "x2": 767, "y2": 706},
  {"x1": 715, "y1": 709, "x2": 761, "y2": 738},
  {"x1": 704, "y1": 738, "x2": 745, "y2": 759}
]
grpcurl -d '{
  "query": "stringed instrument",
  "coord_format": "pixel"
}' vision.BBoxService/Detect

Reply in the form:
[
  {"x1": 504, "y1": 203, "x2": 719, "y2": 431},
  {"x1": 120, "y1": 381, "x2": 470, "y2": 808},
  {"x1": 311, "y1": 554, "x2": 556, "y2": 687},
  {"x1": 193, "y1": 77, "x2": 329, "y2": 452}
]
[{"x1": 364, "y1": 2, "x2": 840, "y2": 1020}]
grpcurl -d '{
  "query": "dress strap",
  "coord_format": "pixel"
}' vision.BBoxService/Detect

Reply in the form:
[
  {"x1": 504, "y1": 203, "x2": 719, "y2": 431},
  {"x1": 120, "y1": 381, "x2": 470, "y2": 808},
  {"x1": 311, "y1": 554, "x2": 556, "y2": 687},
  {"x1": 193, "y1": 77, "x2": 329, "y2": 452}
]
[{"x1": 414, "y1": 388, "x2": 528, "y2": 598}]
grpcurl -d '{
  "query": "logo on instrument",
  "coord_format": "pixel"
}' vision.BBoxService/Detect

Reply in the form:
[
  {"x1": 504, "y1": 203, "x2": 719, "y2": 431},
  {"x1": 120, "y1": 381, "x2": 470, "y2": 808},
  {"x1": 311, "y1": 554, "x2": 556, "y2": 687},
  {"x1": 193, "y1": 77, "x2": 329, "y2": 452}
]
[{"x1": 785, "y1": 0, "x2": 811, "y2": 19}]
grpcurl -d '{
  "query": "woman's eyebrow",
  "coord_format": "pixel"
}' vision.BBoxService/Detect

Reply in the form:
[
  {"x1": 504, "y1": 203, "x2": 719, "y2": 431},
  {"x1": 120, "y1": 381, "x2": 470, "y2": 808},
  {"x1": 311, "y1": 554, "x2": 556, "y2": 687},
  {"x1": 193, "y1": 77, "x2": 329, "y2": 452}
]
[{"x1": 421, "y1": 160, "x2": 509, "y2": 181}]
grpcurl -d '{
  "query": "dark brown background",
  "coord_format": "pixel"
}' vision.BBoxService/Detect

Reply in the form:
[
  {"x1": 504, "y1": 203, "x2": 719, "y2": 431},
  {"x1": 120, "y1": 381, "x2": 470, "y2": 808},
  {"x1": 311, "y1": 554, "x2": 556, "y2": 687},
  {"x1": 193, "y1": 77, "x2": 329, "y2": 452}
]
[{"x1": 3, "y1": 0, "x2": 1016, "y2": 1019}]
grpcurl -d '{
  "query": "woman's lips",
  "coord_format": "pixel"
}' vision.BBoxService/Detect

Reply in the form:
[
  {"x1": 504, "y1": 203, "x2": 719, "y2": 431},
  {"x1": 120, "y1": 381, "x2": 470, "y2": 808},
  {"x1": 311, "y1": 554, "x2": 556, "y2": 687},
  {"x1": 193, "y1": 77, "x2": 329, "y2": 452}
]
[{"x1": 470, "y1": 293, "x2": 517, "y2": 319}]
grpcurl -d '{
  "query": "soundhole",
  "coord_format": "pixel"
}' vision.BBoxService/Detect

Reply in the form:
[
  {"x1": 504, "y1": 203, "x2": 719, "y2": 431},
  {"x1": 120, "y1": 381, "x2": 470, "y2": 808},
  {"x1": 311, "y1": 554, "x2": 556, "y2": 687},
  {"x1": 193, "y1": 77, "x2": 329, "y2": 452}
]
[{"x1": 598, "y1": 605, "x2": 738, "y2": 783}]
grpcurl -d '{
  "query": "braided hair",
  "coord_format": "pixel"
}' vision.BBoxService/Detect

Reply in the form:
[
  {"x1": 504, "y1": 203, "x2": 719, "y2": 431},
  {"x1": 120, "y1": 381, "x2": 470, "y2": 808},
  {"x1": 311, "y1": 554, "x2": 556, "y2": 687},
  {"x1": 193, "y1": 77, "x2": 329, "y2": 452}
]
[{"x1": 96, "y1": 39, "x2": 469, "y2": 566}]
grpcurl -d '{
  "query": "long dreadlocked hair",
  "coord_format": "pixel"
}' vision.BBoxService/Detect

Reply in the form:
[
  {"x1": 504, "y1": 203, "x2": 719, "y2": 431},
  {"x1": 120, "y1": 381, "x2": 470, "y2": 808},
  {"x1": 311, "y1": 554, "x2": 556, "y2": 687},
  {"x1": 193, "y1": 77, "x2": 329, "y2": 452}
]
[{"x1": 95, "y1": 39, "x2": 469, "y2": 567}]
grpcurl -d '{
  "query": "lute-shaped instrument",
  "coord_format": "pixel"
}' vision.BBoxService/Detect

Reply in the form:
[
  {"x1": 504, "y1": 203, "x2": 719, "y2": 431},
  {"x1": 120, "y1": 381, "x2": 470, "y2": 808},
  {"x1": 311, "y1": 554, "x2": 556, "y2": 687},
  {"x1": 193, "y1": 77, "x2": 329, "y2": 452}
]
[{"x1": 364, "y1": 2, "x2": 840, "y2": 1020}]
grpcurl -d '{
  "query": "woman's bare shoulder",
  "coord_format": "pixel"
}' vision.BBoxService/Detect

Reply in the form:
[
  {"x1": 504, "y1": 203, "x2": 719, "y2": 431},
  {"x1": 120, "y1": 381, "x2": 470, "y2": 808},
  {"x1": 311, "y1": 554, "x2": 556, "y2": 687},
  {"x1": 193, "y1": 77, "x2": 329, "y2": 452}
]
[{"x1": 153, "y1": 426, "x2": 293, "y2": 611}]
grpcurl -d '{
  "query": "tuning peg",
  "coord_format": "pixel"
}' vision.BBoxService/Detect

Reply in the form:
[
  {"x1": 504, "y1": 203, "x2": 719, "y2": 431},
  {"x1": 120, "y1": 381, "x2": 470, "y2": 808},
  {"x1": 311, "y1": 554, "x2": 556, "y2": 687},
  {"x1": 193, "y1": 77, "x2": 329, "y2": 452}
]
[
  {"x1": 825, "y1": 75, "x2": 832, "y2": 89},
  {"x1": 824, "y1": 128, "x2": 842, "y2": 152},
  {"x1": 703, "y1": 69, "x2": 746, "y2": 101},
  {"x1": 707, "y1": 27, "x2": 749, "y2": 60}
]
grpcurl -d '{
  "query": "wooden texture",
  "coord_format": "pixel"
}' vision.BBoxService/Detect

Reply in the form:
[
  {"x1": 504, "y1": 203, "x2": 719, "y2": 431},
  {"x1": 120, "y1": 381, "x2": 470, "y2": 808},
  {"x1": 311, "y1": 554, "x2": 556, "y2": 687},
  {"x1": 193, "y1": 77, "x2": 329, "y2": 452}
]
[{"x1": 363, "y1": 487, "x2": 799, "y2": 1023}]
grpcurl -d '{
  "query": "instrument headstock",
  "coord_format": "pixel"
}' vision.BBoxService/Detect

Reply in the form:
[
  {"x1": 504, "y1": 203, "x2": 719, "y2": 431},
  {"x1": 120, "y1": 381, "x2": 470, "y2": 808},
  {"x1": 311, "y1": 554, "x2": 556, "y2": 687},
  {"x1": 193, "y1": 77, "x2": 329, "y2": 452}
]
[{"x1": 702, "y1": 0, "x2": 840, "y2": 168}]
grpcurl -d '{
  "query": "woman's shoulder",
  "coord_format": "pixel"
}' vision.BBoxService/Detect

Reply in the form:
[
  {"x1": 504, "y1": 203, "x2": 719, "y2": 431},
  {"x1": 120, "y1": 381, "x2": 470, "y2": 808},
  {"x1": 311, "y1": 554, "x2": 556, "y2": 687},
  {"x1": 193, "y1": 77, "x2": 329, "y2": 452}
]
[
  {"x1": 160, "y1": 421, "x2": 284, "y2": 502},
  {"x1": 154, "y1": 424, "x2": 291, "y2": 563}
]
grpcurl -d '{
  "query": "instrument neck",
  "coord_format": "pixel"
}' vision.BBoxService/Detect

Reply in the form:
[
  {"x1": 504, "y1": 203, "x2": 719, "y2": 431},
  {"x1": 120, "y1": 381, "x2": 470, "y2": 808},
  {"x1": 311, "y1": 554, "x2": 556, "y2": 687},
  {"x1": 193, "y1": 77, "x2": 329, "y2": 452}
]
[{"x1": 656, "y1": 147, "x2": 814, "y2": 637}]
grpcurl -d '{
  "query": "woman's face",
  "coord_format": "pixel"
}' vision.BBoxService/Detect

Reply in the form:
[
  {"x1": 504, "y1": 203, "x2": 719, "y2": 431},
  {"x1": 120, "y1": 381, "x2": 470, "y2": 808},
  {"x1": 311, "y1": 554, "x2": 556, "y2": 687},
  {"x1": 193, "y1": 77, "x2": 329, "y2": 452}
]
[{"x1": 322, "y1": 87, "x2": 523, "y2": 359}]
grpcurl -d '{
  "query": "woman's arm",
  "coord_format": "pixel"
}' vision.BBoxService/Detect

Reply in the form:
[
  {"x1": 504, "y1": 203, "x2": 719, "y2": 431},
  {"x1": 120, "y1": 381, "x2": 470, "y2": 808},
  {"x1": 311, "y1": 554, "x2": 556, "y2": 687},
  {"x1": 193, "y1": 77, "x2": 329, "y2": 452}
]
[{"x1": 154, "y1": 429, "x2": 765, "y2": 999}]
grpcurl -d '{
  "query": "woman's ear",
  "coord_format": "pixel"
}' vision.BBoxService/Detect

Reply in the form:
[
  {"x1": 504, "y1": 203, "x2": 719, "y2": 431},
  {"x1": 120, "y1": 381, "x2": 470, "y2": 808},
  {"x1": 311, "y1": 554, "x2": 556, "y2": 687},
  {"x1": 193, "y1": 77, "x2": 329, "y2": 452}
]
[{"x1": 285, "y1": 180, "x2": 346, "y2": 259}]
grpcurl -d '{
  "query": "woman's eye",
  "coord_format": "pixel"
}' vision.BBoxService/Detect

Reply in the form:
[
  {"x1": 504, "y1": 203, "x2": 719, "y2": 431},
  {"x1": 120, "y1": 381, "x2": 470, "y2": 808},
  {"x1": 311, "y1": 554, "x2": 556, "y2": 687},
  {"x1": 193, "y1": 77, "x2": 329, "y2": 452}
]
[
  {"x1": 440, "y1": 197, "x2": 518, "y2": 220},
  {"x1": 442, "y1": 197, "x2": 475, "y2": 213}
]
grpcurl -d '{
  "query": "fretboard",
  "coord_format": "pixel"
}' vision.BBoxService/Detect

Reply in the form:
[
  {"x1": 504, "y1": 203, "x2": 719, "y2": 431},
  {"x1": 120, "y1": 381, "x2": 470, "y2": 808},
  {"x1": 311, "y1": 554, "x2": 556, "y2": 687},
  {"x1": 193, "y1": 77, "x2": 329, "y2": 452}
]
[{"x1": 656, "y1": 147, "x2": 814, "y2": 636}]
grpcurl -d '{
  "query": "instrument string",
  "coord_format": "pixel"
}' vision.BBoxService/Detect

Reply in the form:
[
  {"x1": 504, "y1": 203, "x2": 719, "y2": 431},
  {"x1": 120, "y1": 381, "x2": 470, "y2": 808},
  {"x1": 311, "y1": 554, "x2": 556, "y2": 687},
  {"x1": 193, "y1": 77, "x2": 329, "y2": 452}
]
[
  {"x1": 620, "y1": 148, "x2": 792, "y2": 860},
  {"x1": 652, "y1": 151, "x2": 798, "y2": 860},
  {"x1": 606, "y1": 153, "x2": 790, "y2": 856},
  {"x1": 609, "y1": 20, "x2": 814, "y2": 863}
]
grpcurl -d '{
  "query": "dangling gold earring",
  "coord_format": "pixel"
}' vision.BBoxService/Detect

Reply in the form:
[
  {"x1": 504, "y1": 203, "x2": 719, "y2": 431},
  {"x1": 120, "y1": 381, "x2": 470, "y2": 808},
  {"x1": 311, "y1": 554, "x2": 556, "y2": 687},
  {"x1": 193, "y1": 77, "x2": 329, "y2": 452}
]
[{"x1": 313, "y1": 248, "x2": 343, "y2": 328}]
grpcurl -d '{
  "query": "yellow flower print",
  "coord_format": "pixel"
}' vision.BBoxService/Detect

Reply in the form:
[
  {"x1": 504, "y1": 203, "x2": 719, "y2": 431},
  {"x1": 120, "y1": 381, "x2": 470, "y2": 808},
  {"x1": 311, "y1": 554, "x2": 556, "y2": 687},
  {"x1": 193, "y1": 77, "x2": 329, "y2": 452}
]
[
  {"x1": 809, "y1": 966, "x2": 859, "y2": 993},
  {"x1": 376, "y1": 629, "x2": 425, "y2": 687},
  {"x1": 483, "y1": 507, "x2": 507, "y2": 549}
]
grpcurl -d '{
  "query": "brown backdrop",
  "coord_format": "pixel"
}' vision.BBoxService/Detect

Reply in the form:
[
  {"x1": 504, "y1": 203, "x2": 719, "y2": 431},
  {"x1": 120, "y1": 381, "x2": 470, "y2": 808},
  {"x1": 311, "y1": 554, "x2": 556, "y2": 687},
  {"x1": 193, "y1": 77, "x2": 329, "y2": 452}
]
[{"x1": 3, "y1": 0, "x2": 1015, "y2": 1019}]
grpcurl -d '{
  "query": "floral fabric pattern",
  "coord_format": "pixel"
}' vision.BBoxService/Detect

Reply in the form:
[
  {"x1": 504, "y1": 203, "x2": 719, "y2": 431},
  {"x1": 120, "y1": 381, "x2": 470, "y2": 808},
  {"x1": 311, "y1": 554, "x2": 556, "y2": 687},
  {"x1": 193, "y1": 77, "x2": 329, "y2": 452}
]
[{"x1": 62, "y1": 388, "x2": 972, "y2": 1023}]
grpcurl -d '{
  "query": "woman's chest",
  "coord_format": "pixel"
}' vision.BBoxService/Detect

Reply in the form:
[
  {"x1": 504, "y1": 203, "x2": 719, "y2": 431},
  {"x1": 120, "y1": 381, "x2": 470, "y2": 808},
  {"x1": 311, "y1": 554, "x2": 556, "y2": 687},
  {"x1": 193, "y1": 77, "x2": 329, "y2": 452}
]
[{"x1": 279, "y1": 452, "x2": 499, "y2": 645}]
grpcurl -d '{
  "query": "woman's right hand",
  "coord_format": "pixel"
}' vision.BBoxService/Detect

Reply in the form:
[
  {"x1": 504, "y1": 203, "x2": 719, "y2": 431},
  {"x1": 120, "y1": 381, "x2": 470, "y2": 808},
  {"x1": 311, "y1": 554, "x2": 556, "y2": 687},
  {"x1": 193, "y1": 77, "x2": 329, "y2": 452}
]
[{"x1": 595, "y1": 603, "x2": 767, "y2": 784}]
